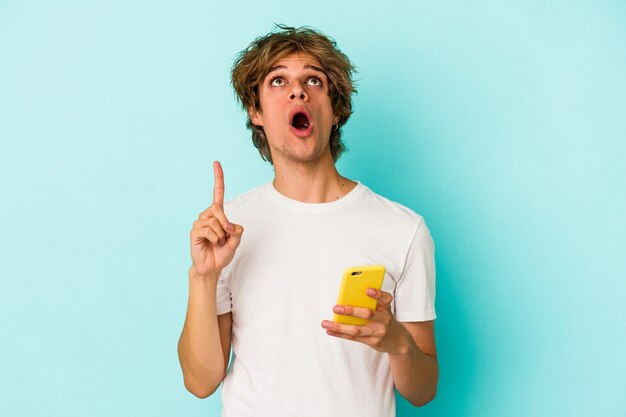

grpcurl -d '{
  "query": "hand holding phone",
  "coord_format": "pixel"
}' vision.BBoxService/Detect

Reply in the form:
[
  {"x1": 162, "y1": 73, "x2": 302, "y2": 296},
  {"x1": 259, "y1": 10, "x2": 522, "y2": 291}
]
[{"x1": 333, "y1": 265, "x2": 385, "y2": 326}]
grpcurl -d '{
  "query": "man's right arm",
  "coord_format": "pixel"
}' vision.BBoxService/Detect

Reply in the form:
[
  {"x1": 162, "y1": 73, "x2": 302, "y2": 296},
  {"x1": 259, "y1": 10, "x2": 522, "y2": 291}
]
[
  {"x1": 177, "y1": 267, "x2": 232, "y2": 398},
  {"x1": 178, "y1": 161, "x2": 243, "y2": 398}
]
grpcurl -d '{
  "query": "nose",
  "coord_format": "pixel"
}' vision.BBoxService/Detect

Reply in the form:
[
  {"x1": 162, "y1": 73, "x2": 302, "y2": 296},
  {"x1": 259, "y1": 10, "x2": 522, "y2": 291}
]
[{"x1": 289, "y1": 80, "x2": 308, "y2": 101}]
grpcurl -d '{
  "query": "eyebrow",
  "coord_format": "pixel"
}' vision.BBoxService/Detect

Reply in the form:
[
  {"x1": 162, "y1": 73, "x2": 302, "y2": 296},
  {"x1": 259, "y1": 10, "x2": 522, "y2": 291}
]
[{"x1": 266, "y1": 64, "x2": 326, "y2": 75}]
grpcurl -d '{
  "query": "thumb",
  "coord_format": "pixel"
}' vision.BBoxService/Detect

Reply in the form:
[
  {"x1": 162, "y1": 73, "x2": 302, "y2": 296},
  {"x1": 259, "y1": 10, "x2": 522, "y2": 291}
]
[{"x1": 226, "y1": 223, "x2": 244, "y2": 248}]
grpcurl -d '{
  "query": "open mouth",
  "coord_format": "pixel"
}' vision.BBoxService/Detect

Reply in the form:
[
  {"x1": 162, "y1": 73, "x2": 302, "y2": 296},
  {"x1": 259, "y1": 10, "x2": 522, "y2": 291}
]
[
  {"x1": 288, "y1": 106, "x2": 314, "y2": 138},
  {"x1": 291, "y1": 112, "x2": 310, "y2": 131}
]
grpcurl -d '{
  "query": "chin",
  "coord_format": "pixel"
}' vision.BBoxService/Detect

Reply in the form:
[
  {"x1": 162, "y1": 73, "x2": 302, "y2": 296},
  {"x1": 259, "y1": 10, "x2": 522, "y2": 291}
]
[{"x1": 278, "y1": 145, "x2": 329, "y2": 165}]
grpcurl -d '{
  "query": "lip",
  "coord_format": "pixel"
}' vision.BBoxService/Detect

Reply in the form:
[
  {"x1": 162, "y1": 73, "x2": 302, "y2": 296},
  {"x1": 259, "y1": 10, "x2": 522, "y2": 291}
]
[{"x1": 288, "y1": 105, "x2": 314, "y2": 138}]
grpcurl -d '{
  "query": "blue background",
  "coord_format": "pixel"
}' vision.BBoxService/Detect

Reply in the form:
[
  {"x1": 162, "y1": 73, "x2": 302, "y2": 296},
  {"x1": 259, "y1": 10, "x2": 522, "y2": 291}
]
[{"x1": 1, "y1": 1, "x2": 625, "y2": 416}]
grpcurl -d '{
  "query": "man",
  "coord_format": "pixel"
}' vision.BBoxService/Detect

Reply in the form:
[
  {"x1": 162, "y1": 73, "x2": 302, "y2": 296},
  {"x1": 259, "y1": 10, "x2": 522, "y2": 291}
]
[{"x1": 178, "y1": 25, "x2": 438, "y2": 417}]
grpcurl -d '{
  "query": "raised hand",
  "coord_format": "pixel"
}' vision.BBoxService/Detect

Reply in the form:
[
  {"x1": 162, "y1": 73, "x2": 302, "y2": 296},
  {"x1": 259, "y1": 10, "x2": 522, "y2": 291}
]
[{"x1": 189, "y1": 161, "x2": 244, "y2": 279}]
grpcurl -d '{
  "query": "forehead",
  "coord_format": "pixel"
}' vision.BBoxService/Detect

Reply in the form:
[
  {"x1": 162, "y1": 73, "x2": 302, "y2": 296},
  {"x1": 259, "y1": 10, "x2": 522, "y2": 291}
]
[{"x1": 267, "y1": 53, "x2": 324, "y2": 74}]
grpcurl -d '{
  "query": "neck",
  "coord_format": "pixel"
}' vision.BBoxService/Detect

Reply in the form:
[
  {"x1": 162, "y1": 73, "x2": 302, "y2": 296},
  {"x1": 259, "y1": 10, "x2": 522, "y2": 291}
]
[{"x1": 272, "y1": 151, "x2": 357, "y2": 203}]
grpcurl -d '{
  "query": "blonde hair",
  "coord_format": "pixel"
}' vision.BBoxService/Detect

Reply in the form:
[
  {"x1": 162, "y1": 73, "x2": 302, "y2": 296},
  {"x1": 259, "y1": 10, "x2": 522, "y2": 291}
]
[{"x1": 231, "y1": 24, "x2": 357, "y2": 164}]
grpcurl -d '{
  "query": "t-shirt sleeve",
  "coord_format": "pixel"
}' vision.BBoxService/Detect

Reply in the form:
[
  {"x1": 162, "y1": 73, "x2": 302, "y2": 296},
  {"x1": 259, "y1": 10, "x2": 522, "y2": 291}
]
[
  {"x1": 393, "y1": 218, "x2": 437, "y2": 322},
  {"x1": 216, "y1": 268, "x2": 232, "y2": 315}
]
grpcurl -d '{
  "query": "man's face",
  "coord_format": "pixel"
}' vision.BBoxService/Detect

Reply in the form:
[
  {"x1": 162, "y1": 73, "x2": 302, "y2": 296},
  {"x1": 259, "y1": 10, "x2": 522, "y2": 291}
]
[{"x1": 249, "y1": 53, "x2": 339, "y2": 166}]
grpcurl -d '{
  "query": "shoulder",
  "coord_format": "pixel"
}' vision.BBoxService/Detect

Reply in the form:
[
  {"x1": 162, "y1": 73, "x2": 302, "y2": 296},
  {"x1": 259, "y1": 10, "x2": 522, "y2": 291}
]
[
  {"x1": 358, "y1": 183, "x2": 425, "y2": 229},
  {"x1": 223, "y1": 183, "x2": 271, "y2": 214},
  {"x1": 219, "y1": 183, "x2": 273, "y2": 226}
]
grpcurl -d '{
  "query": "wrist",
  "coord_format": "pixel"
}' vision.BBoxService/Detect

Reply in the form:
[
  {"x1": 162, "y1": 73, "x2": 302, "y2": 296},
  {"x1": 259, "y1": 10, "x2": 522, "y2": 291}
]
[
  {"x1": 388, "y1": 325, "x2": 414, "y2": 356},
  {"x1": 189, "y1": 266, "x2": 221, "y2": 283}
]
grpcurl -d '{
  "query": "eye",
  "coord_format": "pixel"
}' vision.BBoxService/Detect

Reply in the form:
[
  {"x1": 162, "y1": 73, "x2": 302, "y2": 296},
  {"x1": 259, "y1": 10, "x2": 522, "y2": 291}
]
[
  {"x1": 269, "y1": 76, "x2": 285, "y2": 87},
  {"x1": 306, "y1": 77, "x2": 322, "y2": 86}
]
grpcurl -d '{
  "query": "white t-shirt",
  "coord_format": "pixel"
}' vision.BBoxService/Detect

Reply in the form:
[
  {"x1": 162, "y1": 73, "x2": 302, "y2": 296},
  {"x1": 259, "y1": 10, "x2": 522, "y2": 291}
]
[{"x1": 216, "y1": 182, "x2": 436, "y2": 417}]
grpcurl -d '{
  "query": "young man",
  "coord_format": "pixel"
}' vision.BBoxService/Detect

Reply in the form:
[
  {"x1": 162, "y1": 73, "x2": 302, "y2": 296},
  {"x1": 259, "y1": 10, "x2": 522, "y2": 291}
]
[{"x1": 178, "y1": 25, "x2": 438, "y2": 416}]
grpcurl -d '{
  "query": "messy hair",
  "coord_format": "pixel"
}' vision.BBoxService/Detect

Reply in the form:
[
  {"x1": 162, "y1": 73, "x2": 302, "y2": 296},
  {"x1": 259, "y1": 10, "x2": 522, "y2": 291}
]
[{"x1": 231, "y1": 24, "x2": 357, "y2": 164}]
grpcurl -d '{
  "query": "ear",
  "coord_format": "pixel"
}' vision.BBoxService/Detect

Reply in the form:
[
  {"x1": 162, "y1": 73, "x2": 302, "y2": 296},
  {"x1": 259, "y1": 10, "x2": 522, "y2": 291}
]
[
  {"x1": 248, "y1": 106, "x2": 264, "y2": 126},
  {"x1": 333, "y1": 114, "x2": 339, "y2": 125}
]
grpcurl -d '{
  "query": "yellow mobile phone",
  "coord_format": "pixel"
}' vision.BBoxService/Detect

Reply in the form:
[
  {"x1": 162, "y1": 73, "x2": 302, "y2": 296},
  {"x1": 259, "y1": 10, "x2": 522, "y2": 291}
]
[{"x1": 333, "y1": 265, "x2": 386, "y2": 326}]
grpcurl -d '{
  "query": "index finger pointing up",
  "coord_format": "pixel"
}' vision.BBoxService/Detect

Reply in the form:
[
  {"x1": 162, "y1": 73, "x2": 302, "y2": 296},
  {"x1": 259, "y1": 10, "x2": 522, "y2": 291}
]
[{"x1": 212, "y1": 160, "x2": 225, "y2": 206}]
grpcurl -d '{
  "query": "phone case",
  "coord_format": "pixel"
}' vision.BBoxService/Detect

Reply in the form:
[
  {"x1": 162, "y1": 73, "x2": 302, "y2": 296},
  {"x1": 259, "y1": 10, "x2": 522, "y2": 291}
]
[{"x1": 333, "y1": 265, "x2": 386, "y2": 326}]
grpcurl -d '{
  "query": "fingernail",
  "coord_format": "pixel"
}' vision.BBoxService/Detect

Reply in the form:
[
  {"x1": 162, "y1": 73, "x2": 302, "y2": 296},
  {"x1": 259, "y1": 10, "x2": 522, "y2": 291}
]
[
  {"x1": 226, "y1": 222, "x2": 234, "y2": 232},
  {"x1": 367, "y1": 288, "x2": 376, "y2": 296},
  {"x1": 333, "y1": 306, "x2": 344, "y2": 314}
]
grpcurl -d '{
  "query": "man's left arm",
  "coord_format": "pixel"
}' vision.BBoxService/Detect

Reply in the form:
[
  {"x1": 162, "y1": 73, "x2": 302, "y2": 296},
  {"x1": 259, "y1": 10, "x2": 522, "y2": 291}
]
[
  {"x1": 388, "y1": 320, "x2": 438, "y2": 406},
  {"x1": 321, "y1": 289, "x2": 438, "y2": 407}
]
